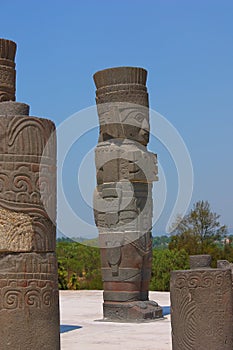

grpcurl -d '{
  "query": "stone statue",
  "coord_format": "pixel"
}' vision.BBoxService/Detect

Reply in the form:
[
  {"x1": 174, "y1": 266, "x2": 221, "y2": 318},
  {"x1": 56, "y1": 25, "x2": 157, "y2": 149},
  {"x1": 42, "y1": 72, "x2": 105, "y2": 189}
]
[
  {"x1": 170, "y1": 255, "x2": 233, "y2": 349},
  {"x1": 0, "y1": 39, "x2": 60, "y2": 349},
  {"x1": 93, "y1": 66, "x2": 162, "y2": 321}
]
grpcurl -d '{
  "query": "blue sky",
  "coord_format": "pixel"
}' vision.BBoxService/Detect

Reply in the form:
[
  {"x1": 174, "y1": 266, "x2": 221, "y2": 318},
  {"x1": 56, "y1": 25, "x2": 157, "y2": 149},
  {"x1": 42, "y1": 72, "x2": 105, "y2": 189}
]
[{"x1": 1, "y1": 0, "x2": 233, "y2": 236}]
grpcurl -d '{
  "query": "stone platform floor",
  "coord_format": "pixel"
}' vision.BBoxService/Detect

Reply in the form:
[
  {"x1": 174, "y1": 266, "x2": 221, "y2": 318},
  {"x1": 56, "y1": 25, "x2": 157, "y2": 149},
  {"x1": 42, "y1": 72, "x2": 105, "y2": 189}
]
[{"x1": 60, "y1": 290, "x2": 172, "y2": 350}]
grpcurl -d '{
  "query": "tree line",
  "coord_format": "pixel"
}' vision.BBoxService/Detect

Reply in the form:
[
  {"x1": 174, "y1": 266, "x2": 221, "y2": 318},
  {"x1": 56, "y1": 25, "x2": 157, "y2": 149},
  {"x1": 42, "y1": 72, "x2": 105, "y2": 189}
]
[{"x1": 57, "y1": 201, "x2": 233, "y2": 291}]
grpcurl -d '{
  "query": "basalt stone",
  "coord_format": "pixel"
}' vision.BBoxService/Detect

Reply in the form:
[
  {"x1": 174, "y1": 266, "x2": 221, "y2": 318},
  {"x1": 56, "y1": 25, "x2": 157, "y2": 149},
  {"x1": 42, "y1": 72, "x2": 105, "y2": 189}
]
[
  {"x1": 170, "y1": 267, "x2": 233, "y2": 349},
  {"x1": 189, "y1": 254, "x2": 212, "y2": 269},
  {"x1": 0, "y1": 39, "x2": 60, "y2": 348},
  {"x1": 0, "y1": 252, "x2": 60, "y2": 349},
  {"x1": 0, "y1": 101, "x2": 30, "y2": 116},
  {"x1": 95, "y1": 139, "x2": 158, "y2": 184},
  {"x1": 0, "y1": 112, "x2": 56, "y2": 252},
  {"x1": 94, "y1": 67, "x2": 150, "y2": 146},
  {"x1": 0, "y1": 39, "x2": 16, "y2": 102},
  {"x1": 93, "y1": 182, "x2": 153, "y2": 234},
  {"x1": 103, "y1": 300, "x2": 163, "y2": 322},
  {"x1": 93, "y1": 66, "x2": 162, "y2": 321}
]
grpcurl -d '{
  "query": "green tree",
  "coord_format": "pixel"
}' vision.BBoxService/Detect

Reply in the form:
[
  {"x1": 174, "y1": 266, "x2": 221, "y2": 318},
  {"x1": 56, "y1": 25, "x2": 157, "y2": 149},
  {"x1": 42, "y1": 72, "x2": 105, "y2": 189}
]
[
  {"x1": 57, "y1": 260, "x2": 68, "y2": 290},
  {"x1": 56, "y1": 241, "x2": 103, "y2": 290},
  {"x1": 150, "y1": 248, "x2": 189, "y2": 291},
  {"x1": 169, "y1": 200, "x2": 227, "y2": 255}
]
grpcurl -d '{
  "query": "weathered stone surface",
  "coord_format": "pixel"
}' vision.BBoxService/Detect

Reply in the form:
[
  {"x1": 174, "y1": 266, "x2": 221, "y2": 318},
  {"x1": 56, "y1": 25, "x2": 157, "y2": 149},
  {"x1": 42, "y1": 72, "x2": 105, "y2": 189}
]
[
  {"x1": 0, "y1": 39, "x2": 16, "y2": 102},
  {"x1": 96, "y1": 102, "x2": 150, "y2": 145},
  {"x1": 93, "y1": 66, "x2": 161, "y2": 321},
  {"x1": 0, "y1": 252, "x2": 60, "y2": 349},
  {"x1": 0, "y1": 107, "x2": 56, "y2": 252},
  {"x1": 0, "y1": 39, "x2": 60, "y2": 348},
  {"x1": 94, "y1": 182, "x2": 153, "y2": 234},
  {"x1": 95, "y1": 140, "x2": 158, "y2": 184},
  {"x1": 0, "y1": 101, "x2": 29, "y2": 115},
  {"x1": 94, "y1": 67, "x2": 150, "y2": 145},
  {"x1": 217, "y1": 259, "x2": 233, "y2": 271},
  {"x1": 101, "y1": 232, "x2": 153, "y2": 303},
  {"x1": 103, "y1": 300, "x2": 162, "y2": 322},
  {"x1": 189, "y1": 254, "x2": 212, "y2": 269},
  {"x1": 170, "y1": 268, "x2": 233, "y2": 349},
  {"x1": 0, "y1": 208, "x2": 34, "y2": 252}
]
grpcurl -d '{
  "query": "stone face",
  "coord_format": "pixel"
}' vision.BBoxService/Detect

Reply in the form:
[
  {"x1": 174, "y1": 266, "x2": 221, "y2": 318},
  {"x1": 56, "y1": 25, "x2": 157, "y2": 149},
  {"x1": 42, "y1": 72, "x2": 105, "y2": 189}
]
[
  {"x1": 0, "y1": 39, "x2": 16, "y2": 102},
  {"x1": 93, "y1": 66, "x2": 162, "y2": 321},
  {"x1": 94, "y1": 67, "x2": 150, "y2": 146},
  {"x1": 171, "y1": 266, "x2": 233, "y2": 349},
  {"x1": 0, "y1": 39, "x2": 60, "y2": 349}
]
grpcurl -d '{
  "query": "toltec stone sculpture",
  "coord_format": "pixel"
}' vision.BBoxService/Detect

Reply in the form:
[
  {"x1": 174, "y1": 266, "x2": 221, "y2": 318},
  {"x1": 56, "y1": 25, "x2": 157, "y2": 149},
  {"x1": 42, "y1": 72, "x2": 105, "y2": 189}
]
[
  {"x1": 93, "y1": 67, "x2": 162, "y2": 321},
  {"x1": 170, "y1": 255, "x2": 233, "y2": 349},
  {"x1": 0, "y1": 39, "x2": 60, "y2": 349}
]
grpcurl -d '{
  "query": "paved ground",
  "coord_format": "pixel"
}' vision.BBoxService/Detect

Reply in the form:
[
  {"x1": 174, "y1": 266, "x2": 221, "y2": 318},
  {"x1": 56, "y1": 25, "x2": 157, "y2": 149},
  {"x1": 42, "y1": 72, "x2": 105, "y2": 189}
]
[{"x1": 60, "y1": 290, "x2": 172, "y2": 350}]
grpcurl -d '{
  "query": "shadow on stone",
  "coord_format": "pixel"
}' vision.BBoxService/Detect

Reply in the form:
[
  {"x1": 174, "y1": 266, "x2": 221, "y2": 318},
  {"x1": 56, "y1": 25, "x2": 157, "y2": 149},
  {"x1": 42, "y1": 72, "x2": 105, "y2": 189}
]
[{"x1": 60, "y1": 325, "x2": 82, "y2": 334}]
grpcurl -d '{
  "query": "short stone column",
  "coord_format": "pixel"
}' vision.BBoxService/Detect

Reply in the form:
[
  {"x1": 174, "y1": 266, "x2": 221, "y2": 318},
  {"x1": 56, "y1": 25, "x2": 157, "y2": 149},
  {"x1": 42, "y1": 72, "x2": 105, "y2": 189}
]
[
  {"x1": 170, "y1": 255, "x2": 233, "y2": 349},
  {"x1": 0, "y1": 39, "x2": 60, "y2": 349},
  {"x1": 93, "y1": 67, "x2": 162, "y2": 321}
]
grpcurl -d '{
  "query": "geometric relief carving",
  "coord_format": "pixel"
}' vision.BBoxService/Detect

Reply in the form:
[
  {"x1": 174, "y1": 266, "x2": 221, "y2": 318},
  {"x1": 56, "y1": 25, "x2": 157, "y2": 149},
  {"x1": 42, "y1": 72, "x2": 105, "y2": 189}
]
[
  {"x1": 0, "y1": 39, "x2": 60, "y2": 349},
  {"x1": 94, "y1": 182, "x2": 153, "y2": 234},
  {"x1": 93, "y1": 66, "x2": 162, "y2": 321},
  {"x1": 0, "y1": 252, "x2": 58, "y2": 311},
  {"x1": 1, "y1": 280, "x2": 56, "y2": 310},
  {"x1": 170, "y1": 269, "x2": 233, "y2": 350},
  {"x1": 95, "y1": 140, "x2": 158, "y2": 184},
  {"x1": 0, "y1": 113, "x2": 56, "y2": 252}
]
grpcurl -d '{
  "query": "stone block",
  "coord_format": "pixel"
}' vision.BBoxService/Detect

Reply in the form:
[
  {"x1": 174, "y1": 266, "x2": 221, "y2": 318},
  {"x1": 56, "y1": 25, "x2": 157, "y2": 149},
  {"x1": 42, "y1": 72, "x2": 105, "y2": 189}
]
[
  {"x1": 95, "y1": 140, "x2": 158, "y2": 184},
  {"x1": 0, "y1": 110, "x2": 56, "y2": 252},
  {"x1": 170, "y1": 268, "x2": 233, "y2": 349},
  {"x1": 0, "y1": 252, "x2": 60, "y2": 349},
  {"x1": 0, "y1": 39, "x2": 16, "y2": 102}
]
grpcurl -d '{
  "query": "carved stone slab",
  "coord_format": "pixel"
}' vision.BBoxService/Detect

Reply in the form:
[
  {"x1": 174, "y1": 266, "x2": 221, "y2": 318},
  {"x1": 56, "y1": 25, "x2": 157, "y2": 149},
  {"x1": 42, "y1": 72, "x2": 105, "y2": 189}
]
[
  {"x1": 0, "y1": 252, "x2": 60, "y2": 349},
  {"x1": 170, "y1": 269, "x2": 233, "y2": 350},
  {"x1": 94, "y1": 182, "x2": 153, "y2": 234},
  {"x1": 0, "y1": 103, "x2": 56, "y2": 252},
  {"x1": 0, "y1": 39, "x2": 60, "y2": 348},
  {"x1": 95, "y1": 140, "x2": 158, "y2": 184}
]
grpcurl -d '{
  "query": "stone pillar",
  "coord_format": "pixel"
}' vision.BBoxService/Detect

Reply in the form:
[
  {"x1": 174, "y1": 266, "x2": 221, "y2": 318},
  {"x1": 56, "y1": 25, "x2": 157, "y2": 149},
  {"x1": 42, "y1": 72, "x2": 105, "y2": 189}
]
[
  {"x1": 0, "y1": 39, "x2": 60, "y2": 349},
  {"x1": 93, "y1": 67, "x2": 162, "y2": 321},
  {"x1": 0, "y1": 39, "x2": 16, "y2": 101},
  {"x1": 170, "y1": 255, "x2": 233, "y2": 349}
]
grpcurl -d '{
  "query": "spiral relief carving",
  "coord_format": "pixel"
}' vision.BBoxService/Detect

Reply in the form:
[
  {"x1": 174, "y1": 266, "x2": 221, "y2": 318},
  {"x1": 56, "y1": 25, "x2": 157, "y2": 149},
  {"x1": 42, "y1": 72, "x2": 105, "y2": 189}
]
[
  {"x1": 171, "y1": 268, "x2": 233, "y2": 349},
  {"x1": 0, "y1": 113, "x2": 56, "y2": 252},
  {"x1": 0, "y1": 39, "x2": 60, "y2": 349},
  {"x1": 2, "y1": 289, "x2": 22, "y2": 309}
]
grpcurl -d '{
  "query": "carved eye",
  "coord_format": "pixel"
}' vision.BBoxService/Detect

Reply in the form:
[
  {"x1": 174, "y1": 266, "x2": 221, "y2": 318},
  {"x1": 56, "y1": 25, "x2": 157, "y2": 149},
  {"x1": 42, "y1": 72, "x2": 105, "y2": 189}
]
[{"x1": 135, "y1": 114, "x2": 144, "y2": 123}]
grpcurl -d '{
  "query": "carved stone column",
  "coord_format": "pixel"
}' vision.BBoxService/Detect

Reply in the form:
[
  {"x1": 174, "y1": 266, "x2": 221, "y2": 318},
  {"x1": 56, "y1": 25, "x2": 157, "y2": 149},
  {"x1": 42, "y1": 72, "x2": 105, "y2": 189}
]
[
  {"x1": 93, "y1": 67, "x2": 162, "y2": 321},
  {"x1": 0, "y1": 39, "x2": 16, "y2": 102},
  {"x1": 170, "y1": 255, "x2": 233, "y2": 349},
  {"x1": 0, "y1": 39, "x2": 60, "y2": 349}
]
